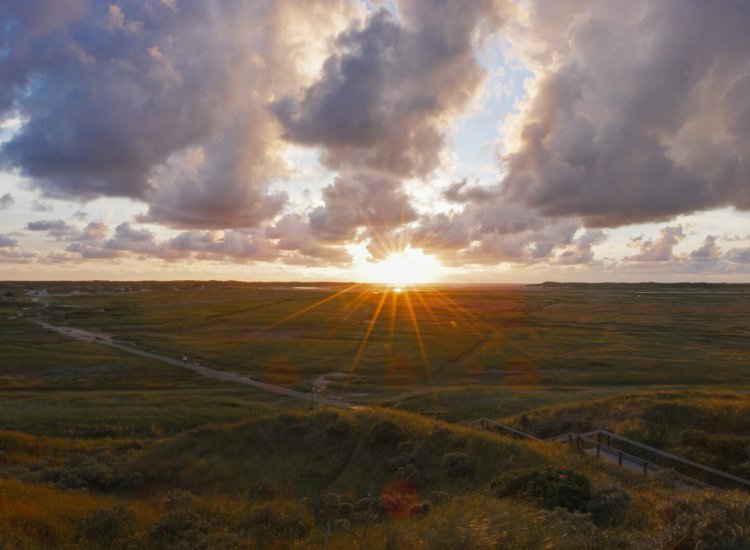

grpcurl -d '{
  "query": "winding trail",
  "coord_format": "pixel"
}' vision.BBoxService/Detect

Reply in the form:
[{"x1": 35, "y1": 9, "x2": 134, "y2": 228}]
[
  {"x1": 440, "y1": 330, "x2": 495, "y2": 370},
  {"x1": 33, "y1": 320, "x2": 358, "y2": 409}
]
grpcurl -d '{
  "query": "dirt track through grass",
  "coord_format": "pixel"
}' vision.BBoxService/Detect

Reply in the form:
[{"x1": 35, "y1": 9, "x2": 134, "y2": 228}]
[{"x1": 33, "y1": 320, "x2": 358, "y2": 409}]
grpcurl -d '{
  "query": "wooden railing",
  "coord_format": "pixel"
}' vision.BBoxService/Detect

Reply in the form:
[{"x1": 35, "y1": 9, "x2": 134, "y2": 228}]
[
  {"x1": 575, "y1": 429, "x2": 750, "y2": 491},
  {"x1": 461, "y1": 419, "x2": 750, "y2": 493}
]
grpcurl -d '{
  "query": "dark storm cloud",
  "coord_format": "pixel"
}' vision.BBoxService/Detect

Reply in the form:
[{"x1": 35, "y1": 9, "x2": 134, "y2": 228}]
[
  {"x1": 500, "y1": 0, "x2": 750, "y2": 227},
  {"x1": 0, "y1": 0, "x2": 357, "y2": 227}
]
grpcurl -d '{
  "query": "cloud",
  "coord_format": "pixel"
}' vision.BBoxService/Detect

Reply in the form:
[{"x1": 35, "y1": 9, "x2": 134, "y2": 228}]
[
  {"x1": 32, "y1": 201, "x2": 53, "y2": 212},
  {"x1": 75, "y1": 221, "x2": 109, "y2": 241},
  {"x1": 275, "y1": 0, "x2": 508, "y2": 177},
  {"x1": 0, "y1": 234, "x2": 18, "y2": 248},
  {"x1": 410, "y1": 200, "x2": 583, "y2": 266},
  {"x1": 0, "y1": 232, "x2": 35, "y2": 263},
  {"x1": 0, "y1": 0, "x2": 359, "y2": 228},
  {"x1": 0, "y1": 249, "x2": 36, "y2": 263},
  {"x1": 0, "y1": 193, "x2": 13, "y2": 209},
  {"x1": 626, "y1": 225, "x2": 685, "y2": 262},
  {"x1": 308, "y1": 172, "x2": 418, "y2": 243},
  {"x1": 690, "y1": 235, "x2": 722, "y2": 261},
  {"x1": 725, "y1": 247, "x2": 750, "y2": 264},
  {"x1": 266, "y1": 213, "x2": 352, "y2": 264},
  {"x1": 271, "y1": 0, "x2": 511, "y2": 260},
  {"x1": 165, "y1": 229, "x2": 275, "y2": 261},
  {"x1": 499, "y1": 0, "x2": 750, "y2": 227},
  {"x1": 443, "y1": 179, "x2": 500, "y2": 203},
  {"x1": 555, "y1": 230, "x2": 606, "y2": 265},
  {"x1": 26, "y1": 219, "x2": 77, "y2": 238}
]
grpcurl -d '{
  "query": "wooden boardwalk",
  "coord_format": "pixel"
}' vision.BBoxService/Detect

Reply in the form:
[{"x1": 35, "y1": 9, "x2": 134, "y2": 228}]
[{"x1": 462, "y1": 418, "x2": 750, "y2": 493}]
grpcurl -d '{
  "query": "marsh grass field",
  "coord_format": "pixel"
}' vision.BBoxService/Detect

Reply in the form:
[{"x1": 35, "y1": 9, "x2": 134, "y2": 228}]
[{"x1": 1, "y1": 281, "x2": 750, "y2": 548}]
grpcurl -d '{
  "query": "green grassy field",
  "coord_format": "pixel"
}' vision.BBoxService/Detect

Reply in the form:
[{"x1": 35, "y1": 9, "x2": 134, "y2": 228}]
[{"x1": 1, "y1": 281, "x2": 749, "y2": 548}]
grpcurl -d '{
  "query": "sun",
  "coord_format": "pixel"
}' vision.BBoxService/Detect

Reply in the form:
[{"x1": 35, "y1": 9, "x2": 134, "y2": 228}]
[{"x1": 359, "y1": 248, "x2": 443, "y2": 285}]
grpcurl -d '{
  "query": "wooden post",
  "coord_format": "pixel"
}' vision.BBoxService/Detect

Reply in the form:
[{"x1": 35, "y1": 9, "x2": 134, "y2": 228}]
[
  {"x1": 568, "y1": 434, "x2": 573, "y2": 446},
  {"x1": 643, "y1": 462, "x2": 648, "y2": 476},
  {"x1": 618, "y1": 452, "x2": 623, "y2": 466},
  {"x1": 596, "y1": 443, "x2": 601, "y2": 457}
]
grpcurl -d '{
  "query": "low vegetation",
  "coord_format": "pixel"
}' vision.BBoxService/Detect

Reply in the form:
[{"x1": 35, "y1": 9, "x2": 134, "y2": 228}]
[
  {"x1": 504, "y1": 391, "x2": 750, "y2": 477},
  {"x1": 2, "y1": 281, "x2": 750, "y2": 547}
]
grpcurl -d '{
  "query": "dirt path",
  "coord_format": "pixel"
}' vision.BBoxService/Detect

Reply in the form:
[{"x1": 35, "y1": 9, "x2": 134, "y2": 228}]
[
  {"x1": 440, "y1": 330, "x2": 495, "y2": 370},
  {"x1": 33, "y1": 320, "x2": 358, "y2": 409}
]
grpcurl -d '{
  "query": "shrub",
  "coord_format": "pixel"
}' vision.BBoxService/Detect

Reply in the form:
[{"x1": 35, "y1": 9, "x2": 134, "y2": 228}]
[
  {"x1": 78, "y1": 504, "x2": 137, "y2": 548},
  {"x1": 410, "y1": 500, "x2": 432, "y2": 516},
  {"x1": 395, "y1": 463, "x2": 432, "y2": 488},
  {"x1": 492, "y1": 467, "x2": 592, "y2": 513},
  {"x1": 379, "y1": 480, "x2": 419, "y2": 519},
  {"x1": 441, "y1": 452, "x2": 474, "y2": 479},
  {"x1": 36, "y1": 453, "x2": 142, "y2": 492},
  {"x1": 244, "y1": 502, "x2": 313, "y2": 546},
  {"x1": 158, "y1": 489, "x2": 195, "y2": 511},
  {"x1": 369, "y1": 420, "x2": 408, "y2": 448},
  {"x1": 428, "y1": 490, "x2": 449, "y2": 504},
  {"x1": 650, "y1": 493, "x2": 750, "y2": 549},
  {"x1": 148, "y1": 509, "x2": 211, "y2": 548},
  {"x1": 324, "y1": 418, "x2": 353, "y2": 438},
  {"x1": 586, "y1": 485, "x2": 631, "y2": 526},
  {"x1": 651, "y1": 467, "x2": 679, "y2": 489}
]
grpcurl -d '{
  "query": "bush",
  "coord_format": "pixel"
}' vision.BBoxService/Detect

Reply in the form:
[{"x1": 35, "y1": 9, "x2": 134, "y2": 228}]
[
  {"x1": 587, "y1": 485, "x2": 631, "y2": 526},
  {"x1": 441, "y1": 452, "x2": 474, "y2": 479},
  {"x1": 651, "y1": 467, "x2": 679, "y2": 489},
  {"x1": 649, "y1": 493, "x2": 750, "y2": 549},
  {"x1": 158, "y1": 489, "x2": 195, "y2": 511},
  {"x1": 369, "y1": 420, "x2": 408, "y2": 448},
  {"x1": 394, "y1": 463, "x2": 433, "y2": 488},
  {"x1": 379, "y1": 480, "x2": 419, "y2": 519},
  {"x1": 244, "y1": 502, "x2": 313, "y2": 546},
  {"x1": 492, "y1": 467, "x2": 592, "y2": 513},
  {"x1": 35, "y1": 453, "x2": 142, "y2": 492},
  {"x1": 428, "y1": 490, "x2": 449, "y2": 504},
  {"x1": 410, "y1": 500, "x2": 432, "y2": 516},
  {"x1": 78, "y1": 504, "x2": 136, "y2": 548},
  {"x1": 149, "y1": 509, "x2": 213, "y2": 548}
]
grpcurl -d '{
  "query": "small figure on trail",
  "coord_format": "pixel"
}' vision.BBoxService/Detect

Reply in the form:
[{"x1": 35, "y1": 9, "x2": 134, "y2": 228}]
[{"x1": 182, "y1": 355, "x2": 188, "y2": 366}]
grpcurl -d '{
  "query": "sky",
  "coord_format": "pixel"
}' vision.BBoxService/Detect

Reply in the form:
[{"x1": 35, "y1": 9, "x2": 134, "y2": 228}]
[{"x1": 1, "y1": 0, "x2": 750, "y2": 283}]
